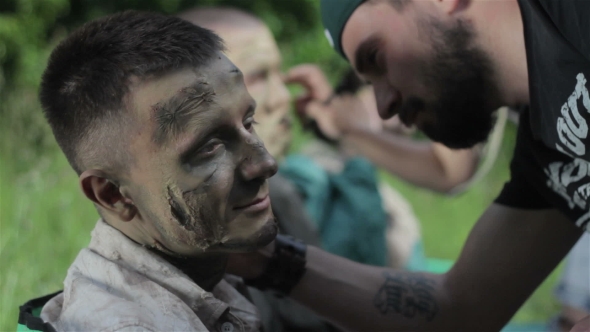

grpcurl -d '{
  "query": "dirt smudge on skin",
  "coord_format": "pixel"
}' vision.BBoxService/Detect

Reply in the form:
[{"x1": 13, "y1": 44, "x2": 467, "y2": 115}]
[
  {"x1": 163, "y1": 184, "x2": 208, "y2": 250},
  {"x1": 181, "y1": 188, "x2": 226, "y2": 244},
  {"x1": 152, "y1": 81, "x2": 216, "y2": 146},
  {"x1": 163, "y1": 161, "x2": 228, "y2": 252},
  {"x1": 218, "y1": 135, "x2": 277, "y2": 248},
  {"x1": 167, "y1": 186, "x2": 191, "y2": 228}
]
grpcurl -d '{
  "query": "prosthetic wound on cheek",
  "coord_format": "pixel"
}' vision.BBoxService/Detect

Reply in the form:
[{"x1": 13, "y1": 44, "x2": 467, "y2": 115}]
[{"x1": 165, "y1": 184, "x2": 224, "y2": 251}]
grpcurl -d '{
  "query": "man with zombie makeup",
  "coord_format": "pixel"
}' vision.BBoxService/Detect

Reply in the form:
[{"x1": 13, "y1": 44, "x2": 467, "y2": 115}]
[
  {"x1": 24, "y1": 10, "x2": 282, "y2": 332},
  {"x1": 226, "y1": 0, "x2": 590, "y2": 331}
]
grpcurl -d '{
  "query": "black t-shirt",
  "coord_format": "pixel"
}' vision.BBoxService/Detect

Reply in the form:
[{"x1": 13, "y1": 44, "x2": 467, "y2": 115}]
[{"x1": 495, "y1": 0, "x2": 590, "y2": 231}]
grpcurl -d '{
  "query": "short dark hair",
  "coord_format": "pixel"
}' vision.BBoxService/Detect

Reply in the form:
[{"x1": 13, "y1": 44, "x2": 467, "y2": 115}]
[{"x1": 40, "y1": 10, "x2": 224, "y2": 176}]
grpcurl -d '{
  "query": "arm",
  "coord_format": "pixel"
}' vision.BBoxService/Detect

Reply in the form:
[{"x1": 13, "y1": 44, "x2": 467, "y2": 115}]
[
  {"x1": 340, "y1": 128, "x2": 478, "y2": 193},
  {"x1": 286, "y1": 64, "x2": 478, "y2": 193},
  {"x1": 288, "y1": 205, "x2": 582, "y2": 331}
]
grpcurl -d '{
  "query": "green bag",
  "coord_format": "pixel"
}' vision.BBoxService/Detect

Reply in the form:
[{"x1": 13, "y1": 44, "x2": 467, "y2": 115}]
[{"x1": 17, "y1": 291, "x2": 62, "y2": 332}]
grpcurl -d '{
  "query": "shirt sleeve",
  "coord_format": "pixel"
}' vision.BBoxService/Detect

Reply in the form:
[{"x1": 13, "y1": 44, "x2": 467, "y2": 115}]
[
  {"x1": 537, "y1": 0, "x2": 590, "y2": 61},
  {"x1": 495, "y1": 162, "x2": 552, "y2": 209},
  {"x1": 494, "y1": 123, "x2": 552, "y2": 210}
]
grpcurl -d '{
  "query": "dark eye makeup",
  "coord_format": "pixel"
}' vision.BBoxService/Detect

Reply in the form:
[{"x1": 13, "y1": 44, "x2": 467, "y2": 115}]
[{"x1": 181, "y1": 101, "x2": 257, "y2": 166}]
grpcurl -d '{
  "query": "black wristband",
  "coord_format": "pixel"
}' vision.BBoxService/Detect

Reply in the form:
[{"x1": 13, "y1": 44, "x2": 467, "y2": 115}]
[{"x1": 244, "y1": 234, "x2": 307, "y2": 297}]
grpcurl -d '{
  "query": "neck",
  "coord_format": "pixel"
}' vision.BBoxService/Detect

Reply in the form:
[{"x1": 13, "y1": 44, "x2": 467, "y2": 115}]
[
  {"x1": 103, "y1": 214, "x2": 228, "y2": 291},
  {"x1": 473, "y1": 0, "x2": 529, "y2": 106},
  {"x1": 155, "y1": 250, "x2": 229, "y2": 291}
]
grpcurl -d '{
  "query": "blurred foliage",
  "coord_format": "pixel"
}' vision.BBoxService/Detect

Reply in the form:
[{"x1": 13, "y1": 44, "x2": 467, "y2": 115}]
[
  {"x1": 0, "y1": 0, "x2": 347, "y2": 172},
  {"x1": 0, "y1": 0, "x2": 69, "y2": 89},
  {"x1": 0, "y1": 0, "x2": 321, "y2": 89}
]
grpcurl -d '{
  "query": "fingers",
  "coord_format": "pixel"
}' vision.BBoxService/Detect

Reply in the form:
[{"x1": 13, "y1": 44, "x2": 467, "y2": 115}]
[
  {"x1": 294, "y1": 95, "x2": 314, "y2": 122},
  {"x1": 569, "y1": 315, "x2": 590, "y2": 332},
  {"x1": 304, "y1": 100, "x2": 342, "y2": 140},
  {"x1": 285, "y1": 64, "x2": 333, "y2": 101}
]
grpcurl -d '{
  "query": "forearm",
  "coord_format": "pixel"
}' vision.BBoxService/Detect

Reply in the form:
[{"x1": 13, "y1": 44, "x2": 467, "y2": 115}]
[
  {"x1": 289, "y1": 206, "x2": 582, "y2": 332},
  {"x1": 235, "y1": 207, "x2": 581, "y2": 331},
  {"x1": 340, "y1": 128, "x2": 474, "y2": 192},
  {"x1": 290, "y1": 246, "x2": 460, "y2": 332}
]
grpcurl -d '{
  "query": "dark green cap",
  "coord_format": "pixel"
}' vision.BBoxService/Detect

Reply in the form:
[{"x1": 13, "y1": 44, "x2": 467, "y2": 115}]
[{"x1": 320, "y1": 0, "x2": 364, "y2": 60}]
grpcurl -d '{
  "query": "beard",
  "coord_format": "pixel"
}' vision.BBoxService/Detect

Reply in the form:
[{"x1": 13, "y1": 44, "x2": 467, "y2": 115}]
[{"x1": 400, "y1": 17, "x2": 501, "y2": 149}]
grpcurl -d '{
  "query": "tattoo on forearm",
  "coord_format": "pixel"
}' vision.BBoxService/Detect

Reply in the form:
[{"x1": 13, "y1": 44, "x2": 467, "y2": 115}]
[{"x1": 373, "y1": 272, "x2": 438, "y2": 322}]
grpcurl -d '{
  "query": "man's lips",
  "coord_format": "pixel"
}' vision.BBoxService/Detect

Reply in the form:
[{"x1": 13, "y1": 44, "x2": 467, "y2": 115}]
[{"x1": 234, "y1": 195, "x2": 270, "y2": 212}]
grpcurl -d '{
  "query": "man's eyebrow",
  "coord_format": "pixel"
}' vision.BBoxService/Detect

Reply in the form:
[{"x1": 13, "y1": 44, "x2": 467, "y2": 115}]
[
  {"x1": 178, "y1": 99, "x2": 257, "y2": 162},
  {"x1": 151, "y1": 80, "x2": 216, "y2": 146},
  {"x1": 354, "y1": 35, "x2": 380, "y2": 75}
]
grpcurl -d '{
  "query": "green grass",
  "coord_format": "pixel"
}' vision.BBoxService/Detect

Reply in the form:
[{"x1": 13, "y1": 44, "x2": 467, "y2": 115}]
[{"x1": 1, "y1": 152, "x2": 98, "y2": 330}]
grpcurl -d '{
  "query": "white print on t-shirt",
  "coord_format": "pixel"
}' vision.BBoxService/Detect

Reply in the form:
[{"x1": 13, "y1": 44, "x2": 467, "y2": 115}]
[{"x1": 545, "y1": 73, "x2": 590, "y2": 230}]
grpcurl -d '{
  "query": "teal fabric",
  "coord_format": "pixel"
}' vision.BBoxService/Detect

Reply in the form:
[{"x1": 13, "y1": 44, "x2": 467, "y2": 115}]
[
  {"x1": 501, "y1": 323, "x2": 548, "y2": 331},
  {"x1": 280, "y1": 155, "x2": 388, "y2": 266}
]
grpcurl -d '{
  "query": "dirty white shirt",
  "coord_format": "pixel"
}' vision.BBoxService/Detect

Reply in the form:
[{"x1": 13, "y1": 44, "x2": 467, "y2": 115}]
[{"x1": 41, "y1": 219, "x2": 261, "y2": 332}]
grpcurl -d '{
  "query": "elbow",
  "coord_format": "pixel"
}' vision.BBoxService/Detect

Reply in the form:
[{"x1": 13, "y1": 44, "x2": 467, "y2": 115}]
[
  {"x1": 430, "y1": 147, "x2": 479, "y2": 195},
  {"x1": 423, "y1": 177, "x2": 468, "y2": 194},
  {"x1": 438, "y1": 175, "x2": 473, "y2": 195},
  {"x1": 431, "y1": 182, "x2": 462, "y2": 194},
  {"x1": 435, "y1": 164, "x2": 478, "y2": 195}
]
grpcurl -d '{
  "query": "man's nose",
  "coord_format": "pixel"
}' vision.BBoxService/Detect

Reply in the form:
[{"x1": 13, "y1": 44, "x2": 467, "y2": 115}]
[
  {"x1": 373, "y1": 81, "x2": 397, "y2": 120},
  {"x1": 238, "y1": 139, "x2": 278, "y2": 182}
]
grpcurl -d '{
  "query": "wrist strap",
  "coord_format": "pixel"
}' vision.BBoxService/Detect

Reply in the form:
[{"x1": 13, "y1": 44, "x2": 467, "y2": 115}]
[{"x1": 244, "y1": 234, "x2": 307, "y2": 296}]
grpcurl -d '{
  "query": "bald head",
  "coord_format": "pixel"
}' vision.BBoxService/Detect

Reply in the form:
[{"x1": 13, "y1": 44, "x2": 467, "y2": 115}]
[{"x1": 178, "y1": 7, "x2": 264, "y2": 32}]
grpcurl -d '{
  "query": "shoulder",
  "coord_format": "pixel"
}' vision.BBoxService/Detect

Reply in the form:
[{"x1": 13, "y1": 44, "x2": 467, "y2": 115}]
[
  {"x1": 56, "y1": 293, "x2": 160, "y2": 332},
  {"x1": 53, "y1": 252, "x2": 206, "y2": 332},
  {"x1": 56, "y1": 284, "x2": 207, "y2": 331},
  {"x1": 534, "y1": 0, "x2": 590, "y2": 59}
]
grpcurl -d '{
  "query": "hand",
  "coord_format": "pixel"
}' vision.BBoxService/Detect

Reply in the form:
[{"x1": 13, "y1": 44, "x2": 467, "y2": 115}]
[
  {"x1": 570, "y1": 315, "x2": 590, "y2": 332},
  {"x1": 285, "y1": 64, "x2": 334, "y2": 109},
  {"x1": 284, "y1": 64, "x2": 334, "y2": 135},
  {"x1": 285, "y1": 64, "x2": 381, "y2": 140},
  {"x1": 225, "y1": 241, "x2": 275, "y2": 279}
]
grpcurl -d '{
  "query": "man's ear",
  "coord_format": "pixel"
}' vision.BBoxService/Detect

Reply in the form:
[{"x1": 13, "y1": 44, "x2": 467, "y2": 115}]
[
  {"x1": 79, "y1": 169, "x2": 137, "y2": 222},
  {"x1": 438, "y1": 0, "x2": 471, "y2": 15}
]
